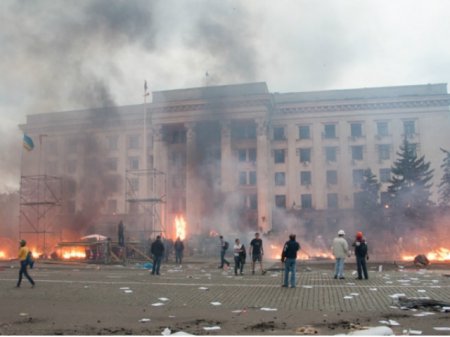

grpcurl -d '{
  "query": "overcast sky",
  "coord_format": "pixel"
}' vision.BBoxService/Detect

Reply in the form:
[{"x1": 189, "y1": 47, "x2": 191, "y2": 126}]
[{"x1": 1, "y1": 0, "x2": 450, "y2": 192}]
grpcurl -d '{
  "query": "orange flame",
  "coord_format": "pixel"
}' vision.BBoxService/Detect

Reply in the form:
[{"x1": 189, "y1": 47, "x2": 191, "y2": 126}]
[
  {"x1": 0, "y1": 251, "x2": 7, "y2": 259},
  {"x1": 61, "y1": 248, "x2": 86, "y2": 259},
  {"x1": 174, "y1": 215, "x2": 186, "y2": 240},
  {"x1": 402, "y1": 247, "x2": 450, "y2": 262}
]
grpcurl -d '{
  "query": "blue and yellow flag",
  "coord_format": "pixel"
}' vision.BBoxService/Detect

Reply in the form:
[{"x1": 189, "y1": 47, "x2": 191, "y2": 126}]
[{"x1": 23, "y1": 134, "x2": 34, "y2": 151}]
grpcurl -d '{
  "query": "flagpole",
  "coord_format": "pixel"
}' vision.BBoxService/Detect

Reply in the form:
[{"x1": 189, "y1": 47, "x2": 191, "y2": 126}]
[{"x1": 143, "y1": 81, "x2": 149, "y2": 239}]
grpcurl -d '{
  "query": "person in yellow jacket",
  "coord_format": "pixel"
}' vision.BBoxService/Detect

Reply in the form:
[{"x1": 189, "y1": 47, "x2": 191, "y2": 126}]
[{"x1": 17, "y1": 239, "x2": 35, "y2": 288}]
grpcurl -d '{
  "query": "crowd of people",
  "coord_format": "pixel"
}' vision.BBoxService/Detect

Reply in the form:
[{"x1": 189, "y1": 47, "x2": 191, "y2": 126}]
[{"x1": 15, "y1": 226, "x2": 369, "y2": 289}]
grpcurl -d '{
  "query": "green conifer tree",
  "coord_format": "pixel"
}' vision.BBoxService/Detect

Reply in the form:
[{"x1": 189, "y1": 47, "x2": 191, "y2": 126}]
[{"x1": 438, "y1": 148, "x2": 450, "y2": 207}]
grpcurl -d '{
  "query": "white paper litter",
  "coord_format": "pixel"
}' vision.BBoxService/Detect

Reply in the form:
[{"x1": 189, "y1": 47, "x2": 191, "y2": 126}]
[
  {"x1": 158, "y1": 297, "x2": 169, "y2": 301},
  {"x1": 408, "y1": 329, "x2": 422, "y2": 335},
  {"x1": 350, "y1": 293, "x2": 359, "y2": 296},
  {"x1": 388, "y1": 293, "x2": 405, "y2": 298},
  {"x1": 210, "y1": 302, "x2": 222, "y2": 306},
  {"x1": 370, "y1": 288, "x2": 378, "y2": 291},
  {"x1": 171, "y1": 332, "x2": 194, "y2": 336},
  {"x1": 162, "y1": 328, "x2": 171, "y2": 335},
  {"x1": 139, "y1": 318, "x2": 151, "y2": 323},
  {"x1": 120, "y1": 287, "x2": 130, "y2": 290},
  {"x1": 344, "y1": 296, "x2": 353, "y2": 299},
  {"x1": 433, "y1": 327, "x2": 450, "y2": 331},
  {"x1": 346, "y1": 282, "x2": 356, "y2": 285},
  {"x1": 19, "y1": 313, "x2": 29, "y2": 316},
  {"x1": 152, "y1": 302, "x2": 165, "y2": 306},
  {"x1": 417, "y1": 289, "x2": 426, "y2": 293},
  {"x1": 347, "y1": 326, "x2": 393, "y2": 335},
  {"x1": 352, "y1": 271, "x2": 357, "y2": 275},
  {"x1": 124, "y1": 290, "x2": 133, "y2": 293},
  {"x1": 84, "y1": 285, "x2": 89, "y2": 288},
  {"x1": 442, "y1": 306, "x2": 450, "y2": 312},
  {"x1": 385, "y1": 281, "x2": 393, "y2": 284},
  {"x1": 198, "y1": 287, "x2": 209, "y2": 290},
  {"x1": 379, "y1": 320, "x2": 400, "y2": 326},
  {"x1": 203, "y1": 326, "x2": 221, "y2": 331},
  {"x1": 302, "y1": 285, "x2": 313, "y2": 289},
  {"x1": 260, "y1": 307, "x2": 278, "y2": 311},
  {"x1": 413, "y1": 312, "x2": 435, "y2": 317}
]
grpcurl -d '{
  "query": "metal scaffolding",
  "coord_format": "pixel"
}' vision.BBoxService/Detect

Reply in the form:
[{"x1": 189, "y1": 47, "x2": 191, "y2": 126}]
[
  {"x1": 125, "y1": 168, "x2": 166, "y2": 240},
  {"x1": 19, "y1": 174, "x2": 62, "y2": 256}
]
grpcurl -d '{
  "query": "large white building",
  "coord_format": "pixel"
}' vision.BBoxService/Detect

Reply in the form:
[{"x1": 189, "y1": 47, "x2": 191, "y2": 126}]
[{"x1": 20, "y1": 82, "x2": 450, "y2": 240}]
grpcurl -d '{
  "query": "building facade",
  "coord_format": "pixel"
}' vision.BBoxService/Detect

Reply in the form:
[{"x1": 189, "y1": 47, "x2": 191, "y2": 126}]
[{"x1": 20, "y1": 82, "x2": 450, "y2": 239}]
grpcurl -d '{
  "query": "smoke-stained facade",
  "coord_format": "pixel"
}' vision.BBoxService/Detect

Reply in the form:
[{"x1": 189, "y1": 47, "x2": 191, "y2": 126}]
[{"x1": 19, "y1": 82, "x2": 450, "y2": 240}]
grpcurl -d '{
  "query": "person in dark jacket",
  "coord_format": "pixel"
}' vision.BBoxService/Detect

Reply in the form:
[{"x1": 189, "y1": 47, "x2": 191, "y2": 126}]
[
  {"x1": 151, "y1": 235, "x2": 165, "y2": 275},
  {"x1": 174, "y1": 237, "x2": 184, "y2": 265},
  {"x1": 118, "y1": 220, "x2": 125, "y2": 247},
  {"x1": 281, "y1": 234, "x2": 300, "y2": 288},
  {"x1": 352, "y1": 231, "x2": 369, "y2": 280}
]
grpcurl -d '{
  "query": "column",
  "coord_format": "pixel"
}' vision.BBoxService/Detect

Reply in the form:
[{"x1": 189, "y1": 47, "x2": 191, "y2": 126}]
[
  {"x1": 220, "y1": 121, "x2": 233, "y2": 193},
  {"x1": 286, "y1": 123, "x2": 297, "y2": 208},
  {"x1": 152, "y1": 124, "x2": 167, "y2": 235},
  {"x1": 185, "y1": 122, "x2": 199, "y2": 234},
  {"x1": 255, "y1": 118, "x2": 272, "y2": 233}
]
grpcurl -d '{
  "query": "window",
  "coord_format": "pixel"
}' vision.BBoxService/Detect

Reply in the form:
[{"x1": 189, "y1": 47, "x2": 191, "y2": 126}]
[
  {"x1": 325, "y1": 147, "x2": 337, "y2": 162},
  {"x1": 273, "y1": 126, "x2": 286, "y2": 140},
  {"x1": 130, "y1": 178, "x2": 139, "y2": 191},
  {"x1": 106, "y1": 158, "x2": 118, "y2": 171},
  {"x1": 326, "y1": 170, "x2": 338, "y2": 185},
  {"x1": 377, "y1": 121, "x2": 389, "y2": 137},
  {"x1": 327, "y1": 193, "x2": 338, "y2": 209},
  {"x1": 300, "y1": 171, "x2": 311, "y2": 186},
  {"x1": 239, "y1": 172, "x2": 247, "y2": 185},
  {"x1": 234, "y1": 124, "x2": 256, "y2": 140},
  {"x1": 107, "y1": 135, "x2": 119, "y2": 151},
  {"x1": 128, "y1": 157, "x2": 140, "y2": 170},
  {"x1": 249, "y1": 194, "x2": 258, "y2": 210},
  {"x1": 249, "y1": 171, "x2": 257, "y2": 185},
  {"x1": 324, "y1": 124, "x2": 336, "y2": 138},
  {"x1": 275, "y1": 195, "x2": 286, "y2": 208},
  {"x1": 127, "y1": 134, "x2": 140, "y2": 149},
  {"x1": 301, "y1": 194, "x2": 312, "y2": 209},
  {"x1": 298, "y1": 125, "x2": 310, "y2": 140},
  {"x1": 352, "y1": 169, "x2": 365, "y2": 186},
  {"x1": 274, "y1": 149, "x2": 285, "y2": 163},
  {"x1": 107, "y1": 200, "x2": 117, "y2": 214},
  {"x1": 351, "y1": 146, "x2": 363, "y2": 160},
  {"x1": 350, "y1": 123, "x2": 362, "y2": 137},
  {"x1": 248, "y1": 148, "x2": 257, "y2": 162},
  {"x1": 171, "y1": 130, "x2": 186, "y2": 144},
  {"x1": 238, "y1": 149, "x2": 246, "y2": 162},
  {"x1": 379, "y1": 168, "x2": 391, "y2": 183},
  {"x1": 299, "y1": 148, "x2": 311, "y2": 163},
  {"x1": 378, "y1": 144, "x2": 390, "y2": 161},
  {"x1": 275, "y1": 172, "x2": 286, "y2": 186},
  {"x1": 403, "y1": 120, "x2": 416, "y2": 137}
]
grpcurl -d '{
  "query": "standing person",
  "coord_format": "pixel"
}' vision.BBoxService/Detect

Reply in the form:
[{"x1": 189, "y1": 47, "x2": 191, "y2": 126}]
[
  {"x1": 218, "y1": 235, "x2": 230, "y2": 269},
  {"x1": 174, "y1": 237, "x2": 184, "y2": 265},
  {"x1": 150, "y1": 235, "x2": 165, "y2": 275},
  {"x1": 332, "y1": 229, "x2": 349, "y2": 279},
  {"x1": 17, "y1": 240, "x2": 35, "y2": 288},
  {"x1": 233, "y1": 238, "x2": 246, "y2": 276},
  {"x1": 352, "y1": 231, "x2": 369, "y2": 280},
  {"x1": 118, "y1": 220, "x2": 125, "y2": 247},
  {"x1": 250, "y1": 232, "x2": 266, "y2": 275},
  {"x1": 281, "y1": 234, "x2": 300, "y2": 288}
]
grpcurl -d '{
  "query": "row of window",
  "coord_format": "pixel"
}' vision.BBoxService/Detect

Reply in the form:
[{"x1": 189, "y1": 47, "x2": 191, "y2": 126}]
[
  {"x1": 272, "y1": 168, "x2": 392, "y2": 187},
  {"x1": 273, "y1": 120, "x2": 417, "y2": 141},
  {"x1": 273, "y1": 143, "x2": 418, "y2": 164}
]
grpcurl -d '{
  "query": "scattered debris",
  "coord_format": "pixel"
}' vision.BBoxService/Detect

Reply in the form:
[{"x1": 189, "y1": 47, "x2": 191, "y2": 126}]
[
  {"x1": 152, "y1": 302, "x2": 165, "y2": 307},
  {"x1": 203, "y1": 326, "x2": 221, "y2": 331},
  {"x1": 302, "y1": 285, "x2": 313, "y2": 289},
  {"x1": 124, "y1": 290, "x2": 133, "y2": 294},
  {"x1": 413, "y1": 255, "x2": 429, "y2": 267},
  {"x1": 260, "y1": 307, "x2": 278, "y2": 311},
  {"x1": 346, "y1": 326, "x2": 393, "y2": 335},
  {"x1": 413, "y1": 312, "x2": 435, "y2": 317},
  {"x1": 295, "y1": 326, "x2": 318, "y2": 334},
  {"x1": 158, "y1": 297, "x2": 169, "y2": 302},
  {"x1": 433, "y1": 327, "x2": 450, "y2": 331},
  {"x1": 198, "y1": 287, "x2": 209, "y2": 291},
  {"x1": 370, "y1": 288, "x2": 378, "y2": 291},
  {"x1": 389, "y1": 293, "x2": 406, "y2": 299},
  {"x1": 210, "y1": 302, "x2": 221, "y2": 306},
  {"x1": 344, "y1": 296, "x2": 353, "y2": 300},
  {"x1": 379, "y1": 320, "x2": 400, "y2": 326},
  {"x1": 402, "y1": 329, "x2": 422, "y2": 335},
  {"x1": 139, "y1": 318, "x2": 150, "y2": 323},
  {"x1": 397, "y1": 297, "x2": 450, "y2": 310},
  {"x1": 19, "y1": 313, "x2": 29, "y2": 317}
]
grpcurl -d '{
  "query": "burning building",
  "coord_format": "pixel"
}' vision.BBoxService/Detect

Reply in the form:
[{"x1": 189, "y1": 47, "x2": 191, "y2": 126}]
[{"x1": 19, "y1": 82, "x2": 450, "y2": 258}]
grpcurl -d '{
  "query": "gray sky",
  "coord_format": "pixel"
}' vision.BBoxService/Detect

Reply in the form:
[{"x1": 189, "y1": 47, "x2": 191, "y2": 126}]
[{"x1": 1, "y1": 0, "x2": 450, "y2": 192}]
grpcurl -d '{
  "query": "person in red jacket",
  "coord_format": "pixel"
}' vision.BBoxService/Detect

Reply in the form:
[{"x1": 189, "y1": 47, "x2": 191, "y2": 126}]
[{"x1": 352, "y1": 231, "x2": 369, "y2": 280}]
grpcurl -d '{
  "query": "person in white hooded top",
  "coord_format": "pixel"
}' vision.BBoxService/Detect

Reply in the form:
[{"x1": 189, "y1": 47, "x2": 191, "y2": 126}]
[{"x1": 332, "y1": 229, "x2": 349, "y2": 279}]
